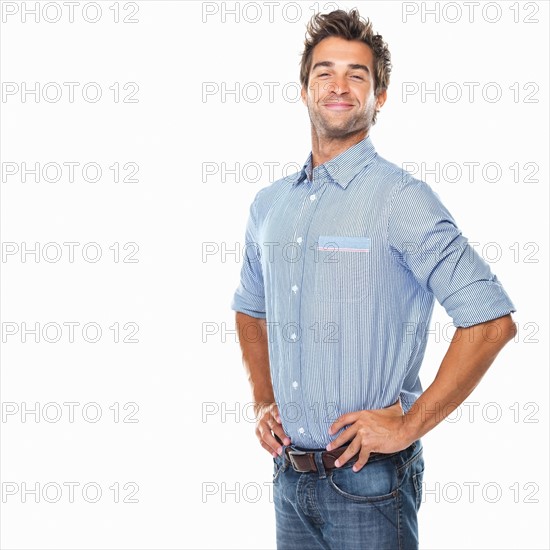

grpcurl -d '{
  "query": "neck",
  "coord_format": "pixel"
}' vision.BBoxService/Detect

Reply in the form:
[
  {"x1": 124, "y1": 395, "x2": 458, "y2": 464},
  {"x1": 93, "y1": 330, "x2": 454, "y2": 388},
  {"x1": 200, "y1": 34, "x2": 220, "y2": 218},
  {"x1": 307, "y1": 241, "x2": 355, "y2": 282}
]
[{"x1": 310, "y1": 128, "x2": 368, "y2": 168}]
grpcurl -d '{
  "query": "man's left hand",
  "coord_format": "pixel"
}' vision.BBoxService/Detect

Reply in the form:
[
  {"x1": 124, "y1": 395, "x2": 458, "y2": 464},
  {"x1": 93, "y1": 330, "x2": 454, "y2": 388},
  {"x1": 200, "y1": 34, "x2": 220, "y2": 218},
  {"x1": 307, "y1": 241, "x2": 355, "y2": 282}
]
[{"x1": 326, "y1": 399, "x2": 411, "y2": 472}]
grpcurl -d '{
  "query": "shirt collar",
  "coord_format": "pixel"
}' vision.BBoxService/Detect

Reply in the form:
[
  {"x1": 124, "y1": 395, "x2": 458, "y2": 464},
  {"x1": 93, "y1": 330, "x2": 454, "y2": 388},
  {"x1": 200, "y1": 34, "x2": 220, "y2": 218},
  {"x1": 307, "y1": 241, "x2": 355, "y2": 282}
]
[{"x1": 290, "y1": 135, "x2": 377, "y2": 189}]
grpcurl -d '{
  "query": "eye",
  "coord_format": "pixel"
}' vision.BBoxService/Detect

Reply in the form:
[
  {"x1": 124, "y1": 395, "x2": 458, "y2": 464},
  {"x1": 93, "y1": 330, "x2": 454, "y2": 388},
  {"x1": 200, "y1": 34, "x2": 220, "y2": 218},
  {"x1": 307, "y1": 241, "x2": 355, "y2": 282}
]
[
  {"x1": 318, "y1": 73, "x2": 330, "y2": 77},
  {"x1": 351, "y1": 75, "x2": 364, "y2": 80}
]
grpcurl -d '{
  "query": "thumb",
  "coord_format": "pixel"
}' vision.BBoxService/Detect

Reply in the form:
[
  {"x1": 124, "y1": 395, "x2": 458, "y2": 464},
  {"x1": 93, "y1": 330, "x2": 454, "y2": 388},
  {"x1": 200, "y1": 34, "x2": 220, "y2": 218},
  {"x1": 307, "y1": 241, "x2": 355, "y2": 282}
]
[
  {"x1": 381, "y1": 398, "x2": 404, "y2": 416},
  {"x1": 273, "y1": 405, "x2": 282, "y2": 423}
]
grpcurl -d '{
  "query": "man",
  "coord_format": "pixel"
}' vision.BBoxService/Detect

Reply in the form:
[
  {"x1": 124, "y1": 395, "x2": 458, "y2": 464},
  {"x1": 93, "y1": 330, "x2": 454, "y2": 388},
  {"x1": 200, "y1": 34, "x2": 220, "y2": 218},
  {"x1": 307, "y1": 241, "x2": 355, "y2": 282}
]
[{"x1": 231, "y1": 8, "x2": 516, "y2": 550}]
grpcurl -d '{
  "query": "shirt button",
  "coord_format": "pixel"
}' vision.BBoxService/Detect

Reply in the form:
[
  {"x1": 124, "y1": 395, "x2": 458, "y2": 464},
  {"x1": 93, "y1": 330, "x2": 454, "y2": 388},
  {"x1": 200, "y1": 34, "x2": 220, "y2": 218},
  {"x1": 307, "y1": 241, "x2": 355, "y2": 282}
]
[
  {"x1": 309, "y1": 194, "x2": 316, "y2": 201},
  {"x1": 291, "y1": 284, "x2": 298, "y2": 294},
  {"x1": 298, "y1": 427, "x2": 305, "y2": 435},
  {"x1": 296, "y1": 237, "x2": 302, "y2": 244},
  {"x1": 292, "y1": 381, "x2": 298, "y2": 389},
  {"x1": 290, "y1": 333, "x2": 297, "y2": 341}
]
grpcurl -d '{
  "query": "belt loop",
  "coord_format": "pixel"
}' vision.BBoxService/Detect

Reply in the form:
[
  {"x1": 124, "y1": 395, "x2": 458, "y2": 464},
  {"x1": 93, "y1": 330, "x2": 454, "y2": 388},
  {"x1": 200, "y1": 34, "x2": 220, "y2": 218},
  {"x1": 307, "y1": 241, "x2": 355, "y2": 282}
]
[
  {"x1": 279, "y1": 443, "x2": 290, "y2": 469},
  {"x1": 281, "y1": 444, "x2": 290, "y2": 468},
  {"x1": 314, "y1": 451, "x2": 327, "y2": 479}
]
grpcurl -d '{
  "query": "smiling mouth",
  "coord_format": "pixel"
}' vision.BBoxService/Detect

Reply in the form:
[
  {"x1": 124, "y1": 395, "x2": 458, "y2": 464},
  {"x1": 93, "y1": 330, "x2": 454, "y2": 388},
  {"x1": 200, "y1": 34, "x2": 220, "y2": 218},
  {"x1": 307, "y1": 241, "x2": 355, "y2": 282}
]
[{"x1": 323, "y1": 103, "x2": 354, "y2": 110}]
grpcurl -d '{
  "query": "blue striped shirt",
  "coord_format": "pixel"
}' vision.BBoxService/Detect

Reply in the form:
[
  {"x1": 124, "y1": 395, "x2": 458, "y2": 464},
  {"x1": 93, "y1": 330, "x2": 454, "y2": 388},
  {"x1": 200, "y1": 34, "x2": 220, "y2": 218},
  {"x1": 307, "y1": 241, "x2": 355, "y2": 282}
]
[{"x1": 231, "y1": 135, "x2": 516, "y2": 449}]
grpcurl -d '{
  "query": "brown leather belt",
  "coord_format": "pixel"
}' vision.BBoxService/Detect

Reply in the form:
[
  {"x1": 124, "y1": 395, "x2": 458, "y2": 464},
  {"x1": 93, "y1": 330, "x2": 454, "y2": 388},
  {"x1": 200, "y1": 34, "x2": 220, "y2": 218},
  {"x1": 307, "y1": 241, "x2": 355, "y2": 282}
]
[{"x1": 284, "y1": 445, "x2": 391, "y2": 473}]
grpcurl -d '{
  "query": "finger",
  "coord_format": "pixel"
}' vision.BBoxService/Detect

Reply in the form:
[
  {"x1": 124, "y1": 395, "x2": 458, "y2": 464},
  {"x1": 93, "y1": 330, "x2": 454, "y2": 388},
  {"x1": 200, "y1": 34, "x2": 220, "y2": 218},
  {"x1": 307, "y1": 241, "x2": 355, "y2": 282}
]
[
  {"x1": 261, "y1": 409, "x2": 289, "y2": 444},
  {"x1": 271, "y1": 423, "x2": 291, "y2": 446},
  {"x1": 271, "y1": 405, "x2": 282, "y2": 424},
  {"x1": 352, "y1": 447, "x2": 371, "y2": 473},
  {"x1": 334, "y1": 438, "x2": 362, "y2": 468},
  {"x1": 258, "y1": 430, "x2": 280, "y2": 457},
  {"x1": 258, "y1": 423, "x2": 284, "y2": 456},
  {"x1": 329, "y1": 412, "x2": 358, "y2": 435},
  {"x1": 268, "y1": 408, "x2": 290, "y2": 443},
  {"x1": 326, "y1": 425, "x2": 356, "y2": 451},
  {"x1": 258, "y1": 438, "x2": 279, "y2": 458}
]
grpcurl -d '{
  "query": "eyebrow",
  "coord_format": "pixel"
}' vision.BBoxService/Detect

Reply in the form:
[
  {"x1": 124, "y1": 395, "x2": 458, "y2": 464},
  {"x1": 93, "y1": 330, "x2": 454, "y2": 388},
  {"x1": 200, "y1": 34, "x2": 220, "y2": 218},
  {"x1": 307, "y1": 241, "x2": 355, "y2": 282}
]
[{"x1": 311, "y1": 61, "x2": 370, "y2": 74}]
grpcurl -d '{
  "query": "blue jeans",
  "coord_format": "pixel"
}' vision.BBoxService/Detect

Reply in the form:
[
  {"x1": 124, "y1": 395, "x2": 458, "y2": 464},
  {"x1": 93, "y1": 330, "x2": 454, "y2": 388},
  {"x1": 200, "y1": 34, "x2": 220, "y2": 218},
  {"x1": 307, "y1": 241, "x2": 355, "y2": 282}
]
[{"x1": 272, "y1": 439, "x2": 424, "y2": 550}]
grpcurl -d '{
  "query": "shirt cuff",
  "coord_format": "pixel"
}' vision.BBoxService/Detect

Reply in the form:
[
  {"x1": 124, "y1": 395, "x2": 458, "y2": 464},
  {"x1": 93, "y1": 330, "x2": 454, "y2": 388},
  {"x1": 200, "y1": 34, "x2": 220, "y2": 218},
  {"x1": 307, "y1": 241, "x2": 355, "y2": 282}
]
[
  {"x1": 442, "y1": 277, "x2": 516, "y2": 328},
  {"x1": 230, "y1": 287, "x2": 266, "y2": 319}
]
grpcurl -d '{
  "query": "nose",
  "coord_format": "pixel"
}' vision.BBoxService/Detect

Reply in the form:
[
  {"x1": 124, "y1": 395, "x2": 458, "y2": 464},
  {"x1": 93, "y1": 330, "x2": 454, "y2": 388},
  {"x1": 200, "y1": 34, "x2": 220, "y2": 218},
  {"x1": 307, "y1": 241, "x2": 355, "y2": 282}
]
[{"x1": 325, "y1": 74, "x2": 350, "y2": 96}]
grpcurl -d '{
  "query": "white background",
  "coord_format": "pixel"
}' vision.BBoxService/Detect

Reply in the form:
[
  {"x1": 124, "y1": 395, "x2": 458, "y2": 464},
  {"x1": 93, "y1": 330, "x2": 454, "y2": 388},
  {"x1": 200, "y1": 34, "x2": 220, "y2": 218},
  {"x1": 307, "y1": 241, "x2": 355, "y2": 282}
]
[{"x1": 0, "y1": 1, "x2": 548, "y2": 549}]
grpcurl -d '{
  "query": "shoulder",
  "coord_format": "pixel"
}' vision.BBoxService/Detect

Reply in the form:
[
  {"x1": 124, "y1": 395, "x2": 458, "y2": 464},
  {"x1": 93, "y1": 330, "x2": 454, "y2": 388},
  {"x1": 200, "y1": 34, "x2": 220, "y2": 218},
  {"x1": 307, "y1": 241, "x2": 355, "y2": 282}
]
[
  {"x1": 373, "y1": 156, "x2": 448, "y2": 214},
  {"x1": 371, "y1": 154, "x2": 426, "y2": 195},
  {"x1": 370, "y1": 155, "x2": 458, "y2": 233},
  {"x1": 250, "y1": 172, "x2": 299, "y2": 218}
]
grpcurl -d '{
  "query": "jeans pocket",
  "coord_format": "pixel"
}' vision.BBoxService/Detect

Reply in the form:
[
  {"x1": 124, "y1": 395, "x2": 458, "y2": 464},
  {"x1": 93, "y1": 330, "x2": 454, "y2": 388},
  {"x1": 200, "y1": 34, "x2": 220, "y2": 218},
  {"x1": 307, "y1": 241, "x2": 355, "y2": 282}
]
[
  {"x1": 327, "y1": 457, "x2": 398, "y2": 503},
  {"x1": 273, "y1": 456, "x2": 285, "y2": 483},
  {"x1": 412, "y1": 456, "x2": 425, "y2": 511}
]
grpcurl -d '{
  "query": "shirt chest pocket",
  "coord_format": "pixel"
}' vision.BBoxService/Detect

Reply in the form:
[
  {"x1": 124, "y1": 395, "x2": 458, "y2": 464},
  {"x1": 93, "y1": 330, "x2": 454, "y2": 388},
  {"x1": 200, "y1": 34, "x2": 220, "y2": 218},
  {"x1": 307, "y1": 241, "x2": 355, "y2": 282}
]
[{"x1": 314, "y1": 235, "x2": 371, "y2": 303}]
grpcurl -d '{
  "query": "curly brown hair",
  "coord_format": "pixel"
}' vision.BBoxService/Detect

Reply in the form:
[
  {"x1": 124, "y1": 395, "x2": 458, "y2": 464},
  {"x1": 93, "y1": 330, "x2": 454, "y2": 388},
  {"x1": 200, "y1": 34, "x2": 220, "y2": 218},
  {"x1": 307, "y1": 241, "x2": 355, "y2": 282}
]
[{"x1": 299, "y1": 8, "x2": 392, "y2": 125}]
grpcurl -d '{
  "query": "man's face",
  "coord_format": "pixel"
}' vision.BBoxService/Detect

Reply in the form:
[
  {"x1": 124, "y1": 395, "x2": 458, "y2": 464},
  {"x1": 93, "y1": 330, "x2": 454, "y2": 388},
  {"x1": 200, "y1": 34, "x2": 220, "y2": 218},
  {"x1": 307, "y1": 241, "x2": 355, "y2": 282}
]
[{"x1": 301, "y1": 36, "x2": 386, "y2": 138}]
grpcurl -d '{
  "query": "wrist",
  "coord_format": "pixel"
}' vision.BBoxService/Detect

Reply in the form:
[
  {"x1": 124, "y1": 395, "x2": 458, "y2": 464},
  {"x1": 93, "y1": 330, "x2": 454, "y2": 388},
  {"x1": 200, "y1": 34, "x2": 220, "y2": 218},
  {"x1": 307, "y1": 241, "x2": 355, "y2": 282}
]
[
  {"x1": 400, "y1": 412, "x2": 422, "y2": 445},
  {"x1": 253, "y1": 399, "x2": 276, "y2": 418}
]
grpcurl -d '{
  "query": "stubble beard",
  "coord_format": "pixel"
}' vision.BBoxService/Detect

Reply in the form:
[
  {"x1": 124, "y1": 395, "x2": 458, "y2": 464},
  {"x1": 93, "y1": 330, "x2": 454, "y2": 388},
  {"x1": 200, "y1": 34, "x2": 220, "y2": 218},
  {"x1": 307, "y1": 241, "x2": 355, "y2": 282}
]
[{"x1": 307, "y1": 100, "x2": 374, "y2": 140}]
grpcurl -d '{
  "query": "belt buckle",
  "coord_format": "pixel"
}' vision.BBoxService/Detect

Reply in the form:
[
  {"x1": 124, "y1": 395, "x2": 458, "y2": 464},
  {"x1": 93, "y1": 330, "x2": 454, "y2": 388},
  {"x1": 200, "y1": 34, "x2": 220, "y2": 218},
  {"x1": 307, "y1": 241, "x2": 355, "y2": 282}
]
[{"x1": 287, "y1": 449, "x2": 309, "y2": 472}]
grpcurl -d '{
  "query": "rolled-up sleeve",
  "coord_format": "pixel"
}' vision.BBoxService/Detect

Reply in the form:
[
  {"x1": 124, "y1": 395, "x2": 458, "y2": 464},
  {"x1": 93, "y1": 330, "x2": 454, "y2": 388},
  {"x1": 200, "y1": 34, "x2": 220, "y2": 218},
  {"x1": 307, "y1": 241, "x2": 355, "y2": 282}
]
[
  {"x1": 230, "y1": 195, "x2": 266, "y2": 319},
  {"x1": 387, "y1": 177, "x2": 516, "y2": 328}
]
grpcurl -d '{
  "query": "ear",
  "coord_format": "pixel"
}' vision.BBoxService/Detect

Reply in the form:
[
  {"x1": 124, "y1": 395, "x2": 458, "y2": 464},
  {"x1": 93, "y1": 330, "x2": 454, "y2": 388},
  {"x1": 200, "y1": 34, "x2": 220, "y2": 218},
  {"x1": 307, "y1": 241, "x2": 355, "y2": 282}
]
[
  {"x1": 301, "y1": 85, "x2": 307, "y2": 106},
  {"x1": 376, "y1": 89, "x2": 387, "y2": 111}
]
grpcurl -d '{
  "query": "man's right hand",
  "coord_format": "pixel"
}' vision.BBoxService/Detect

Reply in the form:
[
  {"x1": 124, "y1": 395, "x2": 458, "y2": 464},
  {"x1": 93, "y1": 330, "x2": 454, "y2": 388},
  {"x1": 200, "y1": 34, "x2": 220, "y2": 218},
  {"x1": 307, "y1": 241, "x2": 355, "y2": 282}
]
[{"x1": 255, "y1": 402, "x2": 292, "y2": 457}]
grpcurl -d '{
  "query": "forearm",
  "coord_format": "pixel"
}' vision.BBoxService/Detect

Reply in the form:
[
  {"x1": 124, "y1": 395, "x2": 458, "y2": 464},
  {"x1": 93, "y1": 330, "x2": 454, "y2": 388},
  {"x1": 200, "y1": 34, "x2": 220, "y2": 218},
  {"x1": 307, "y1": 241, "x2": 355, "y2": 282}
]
[
  {"x1": 402, "y1": 314, "x2": 517, "y2": 442},
  {"x1": 235, "y1": 312, "x2": 274, "y2": 414}
]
